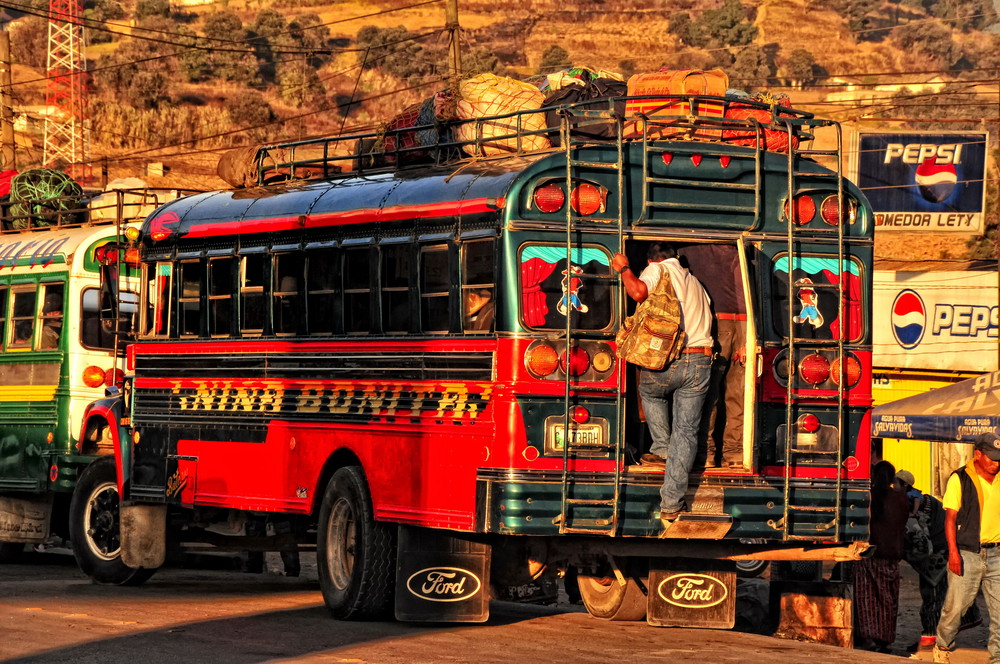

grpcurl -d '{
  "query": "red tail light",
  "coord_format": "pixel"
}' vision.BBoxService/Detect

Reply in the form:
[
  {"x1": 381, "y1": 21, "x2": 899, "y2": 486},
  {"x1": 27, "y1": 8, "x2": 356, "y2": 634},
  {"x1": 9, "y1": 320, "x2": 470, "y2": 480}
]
[
  {"x1": 104, "y1": 368, "x2": 125, "y2": 388},
  {"x1": 831, "y1": 355, "x2": 862, "y2": 388},
  {"x1": 526, "y1": 344, "x2": 559, "y2": 377},
  {"x1": 798, "y1": 353, "x2": 830, "y2": 385},
  {"x1": 572, "y1": 406, "x2": 590, "y2": 424},
  {"x1": 797, "y1": 413, "x2": 821, "y2": 433},
  {"x1": 533, "y1": 184, "x2": 565, "y2": 213},
  {"x1": 569, "y1": 183, "x2": 604, "y2": 215},
  {"x1": 785, "y1": 194, "x2": 816, "y2": 225},
  {"x1": 820, "y1": 195, "x2": 856, "y2": 226},
  {"x1": 83, "y1": 365, "x2": 106, "y2": 388},
  {"x1": 560, "y1": 346, "x2": 591, "y2": 376}
]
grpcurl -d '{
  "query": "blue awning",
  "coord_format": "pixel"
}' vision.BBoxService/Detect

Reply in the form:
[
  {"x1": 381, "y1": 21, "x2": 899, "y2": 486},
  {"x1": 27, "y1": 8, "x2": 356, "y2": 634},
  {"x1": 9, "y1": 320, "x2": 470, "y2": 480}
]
[{"x1": 871, "y1": 371, "x2": 1000, "y2": 443}]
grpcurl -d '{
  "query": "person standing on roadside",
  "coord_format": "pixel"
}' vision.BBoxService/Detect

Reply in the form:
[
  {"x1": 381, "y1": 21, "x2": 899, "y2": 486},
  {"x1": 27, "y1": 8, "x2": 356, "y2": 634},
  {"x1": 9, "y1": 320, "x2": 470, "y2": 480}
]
[
  {"x1": 855, "y1": 459, "x2": 910, "y2": 653},
  {"x1": 934, "y1": 433, "x2": 1000, "y2": 663}
]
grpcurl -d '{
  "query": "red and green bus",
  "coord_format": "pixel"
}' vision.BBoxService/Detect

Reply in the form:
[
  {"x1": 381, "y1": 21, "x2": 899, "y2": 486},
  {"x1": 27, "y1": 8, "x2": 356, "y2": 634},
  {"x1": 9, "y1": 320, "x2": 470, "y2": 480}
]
[{"x1": 85, "y1": 94, "x2": 874, "y2": 626}]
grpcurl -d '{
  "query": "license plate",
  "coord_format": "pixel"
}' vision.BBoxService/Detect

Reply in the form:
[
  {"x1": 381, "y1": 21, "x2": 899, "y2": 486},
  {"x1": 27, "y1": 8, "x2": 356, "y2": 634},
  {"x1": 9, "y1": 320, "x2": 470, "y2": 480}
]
[{"x1": 551, "y1": 422, "x2": 604, "y2": 451}]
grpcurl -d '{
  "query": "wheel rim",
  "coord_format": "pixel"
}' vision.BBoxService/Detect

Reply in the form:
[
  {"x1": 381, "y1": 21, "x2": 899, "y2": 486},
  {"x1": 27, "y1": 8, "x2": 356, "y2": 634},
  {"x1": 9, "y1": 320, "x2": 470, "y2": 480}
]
[
  {"x1": 83, "y1": 480, "x2": 121, "y2": 561},
  {"x1": 325, "y1": 496, "x2": 356, "y2": 591}
]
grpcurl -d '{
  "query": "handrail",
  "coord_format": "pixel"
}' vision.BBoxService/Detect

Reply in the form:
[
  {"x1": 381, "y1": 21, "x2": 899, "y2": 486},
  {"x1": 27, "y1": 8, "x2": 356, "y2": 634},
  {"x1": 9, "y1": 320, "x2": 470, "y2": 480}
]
[{"x1": 252, "y1": 94, "x2": 833, "y2": 186}]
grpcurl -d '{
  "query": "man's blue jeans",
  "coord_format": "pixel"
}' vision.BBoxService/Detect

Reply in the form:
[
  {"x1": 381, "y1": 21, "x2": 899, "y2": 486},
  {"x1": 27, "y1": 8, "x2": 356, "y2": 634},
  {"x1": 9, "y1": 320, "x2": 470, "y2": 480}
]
[
  {"x1": 937, "y1": 548, "x2": 1000, "y2": 662},
  {"x1": 639, "y1": 353, "x2": 711, "y2": 513}
]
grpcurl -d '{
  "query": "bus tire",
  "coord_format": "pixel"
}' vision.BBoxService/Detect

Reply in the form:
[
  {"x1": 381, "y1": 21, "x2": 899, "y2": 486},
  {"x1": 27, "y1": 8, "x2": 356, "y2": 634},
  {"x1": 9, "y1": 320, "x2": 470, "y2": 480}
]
[
  {"x1": 577, "y1": 574, "x2": 648, "y2": 621},
  {"x1": 317, "y1": 466, "x2": 396, "y2": 620},
  {"x1": 69, "y1": 457, "x2": 155, "y2": 586},
  {"x1": 0, "y1": 542, "x2": 24, "y2": 563}
]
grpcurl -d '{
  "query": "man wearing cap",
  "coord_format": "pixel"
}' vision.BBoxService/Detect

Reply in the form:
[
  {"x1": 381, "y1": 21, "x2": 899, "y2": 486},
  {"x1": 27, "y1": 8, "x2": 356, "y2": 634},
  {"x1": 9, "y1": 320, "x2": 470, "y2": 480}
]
[
  {"x1": 934, "y1": 432, "x2": 1000, "y2": 663},
  {"x1": 895, "y1": 469, "x2": 981, "y2": 653}
]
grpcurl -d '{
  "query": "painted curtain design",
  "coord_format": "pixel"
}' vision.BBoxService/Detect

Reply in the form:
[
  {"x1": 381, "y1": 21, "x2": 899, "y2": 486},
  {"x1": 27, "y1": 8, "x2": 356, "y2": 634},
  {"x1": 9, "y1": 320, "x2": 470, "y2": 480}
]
[
  {"x1": 772, "y1": 255, "x2": 863, "y2": 341},
  {"x1": 520, "y1": 245, "x2": 612, "y2": 330}
]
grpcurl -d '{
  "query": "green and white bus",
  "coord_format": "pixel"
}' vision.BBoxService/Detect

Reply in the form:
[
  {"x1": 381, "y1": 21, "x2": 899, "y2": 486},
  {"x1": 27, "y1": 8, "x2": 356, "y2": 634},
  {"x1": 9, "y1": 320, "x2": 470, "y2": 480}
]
[{"x1": 0, "y1": 187, "x2": 187, "y2": 584}]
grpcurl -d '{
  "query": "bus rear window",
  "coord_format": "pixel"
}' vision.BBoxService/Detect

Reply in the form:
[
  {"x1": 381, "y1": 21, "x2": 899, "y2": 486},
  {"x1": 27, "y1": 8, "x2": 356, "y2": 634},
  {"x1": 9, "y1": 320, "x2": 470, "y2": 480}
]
[
  {"x1": 519, "y1": 245, "x2": 613, "y2": 330},
  {"x1": 771, "y1": 254, "x2": 864, "y2": 342}
]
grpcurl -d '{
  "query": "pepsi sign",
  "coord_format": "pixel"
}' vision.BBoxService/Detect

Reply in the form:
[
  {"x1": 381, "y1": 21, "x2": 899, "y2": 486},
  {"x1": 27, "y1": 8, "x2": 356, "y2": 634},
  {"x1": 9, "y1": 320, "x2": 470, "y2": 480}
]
[
  {"x1": 856, "y1": 132, "x2": 987, "y2": 233},
  {"x1": 874, "y1": 269, "x2": 999, "y2": 373}
]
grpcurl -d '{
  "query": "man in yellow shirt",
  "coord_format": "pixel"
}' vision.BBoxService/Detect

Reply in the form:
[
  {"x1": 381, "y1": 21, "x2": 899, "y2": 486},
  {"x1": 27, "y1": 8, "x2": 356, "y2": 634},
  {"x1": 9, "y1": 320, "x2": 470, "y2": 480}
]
[{"x1": 934, "y1": 432, "x2": 1000, "y2": 663}]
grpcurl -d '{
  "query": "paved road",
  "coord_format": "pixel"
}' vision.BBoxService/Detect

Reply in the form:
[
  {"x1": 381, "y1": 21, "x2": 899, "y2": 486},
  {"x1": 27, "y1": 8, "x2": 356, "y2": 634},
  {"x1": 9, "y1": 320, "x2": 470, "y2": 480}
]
[{"x1": 0, "y1": 549, "x2": 993, "y2": 664}]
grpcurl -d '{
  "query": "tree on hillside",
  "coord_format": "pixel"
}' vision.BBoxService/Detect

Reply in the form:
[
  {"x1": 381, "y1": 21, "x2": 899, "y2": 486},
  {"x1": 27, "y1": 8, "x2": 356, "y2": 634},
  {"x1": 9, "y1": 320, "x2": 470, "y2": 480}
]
[
  {"x1": 687, "y1": 0, "x2": 758, "y2": 49},
  {"x1": 830, "y1": 0, "x2": 884, "y2": 39},
  {"x1": 176, "y1": 25, "x2": 212, "y2": 83},
  {"x1": 276, "y1": 60, "x2": 324, "y2": 107},
  {"x1": 728, "y1": 45, "x2": 772, "y2": 90},
  {"x1": 668, "y1": 12, "x2": 695, "y2": 47},
  {"x1": 250, "y1": 8, "x2": 289, "y2": 84},
  {"x1": 355, "y1": 25, "x2": 428, "y2": 80},
  {"x1": 203, "y1": 11, "x2": 260, "y2": 84},
  {"x1": 10, "y1": 16, "x2": 47, "y2": 69},
  {"x1": 288, "y1": 13, "x2": 333, "y2": 70},
  {"x1": 782, "y1": 48, "x2": 817, "y2": 87},
  {"x1": 921, "y1": 0, "x2": 997, "y2": 31},
  {"x1": 136, "y1": 0, "x2": 170, "y2": 19},
  {"x1": 462, "y1": 48, "x2": 505, "y2": 76},
  {"x1": 86, "y1": 0, "x2": 125, "y2": 44},
  {"x1": 537, "y1": 44, "x2": 569, "y2": 74},
  {"x1": 892, "y1": 21, "x2": 959, "y2": 69},
  {"x1": 224, "y1": 90, "x2": 278, "y2": 142},
  {"x1": 93, "y1": 19, "x2": 177, "y2": 109}
]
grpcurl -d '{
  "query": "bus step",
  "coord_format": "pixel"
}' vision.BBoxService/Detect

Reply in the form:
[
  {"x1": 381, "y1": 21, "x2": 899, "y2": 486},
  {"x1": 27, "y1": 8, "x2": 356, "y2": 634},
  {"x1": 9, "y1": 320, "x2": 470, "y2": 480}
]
[
  {"x1": 786, "y1": 504, "x2": 838, "y2": 513},
  {"x1": 784, "y1": 533, "x2": 838, "y2": 541},
  {"x1": 788, "y1": 448, "x2": 840, "y2": 455},
  {"x1": 787, "y1": 393, "x2": 839, "y2": 401},
  {"x1": 561, "y1": 524, "x2": 615, "y2": 534},
  {"x1": 568, "y1": 159, "x2": 622, "y2": 169},
  {"x1": 565, "y1": 498, "x2": 616, "y2": 507}
]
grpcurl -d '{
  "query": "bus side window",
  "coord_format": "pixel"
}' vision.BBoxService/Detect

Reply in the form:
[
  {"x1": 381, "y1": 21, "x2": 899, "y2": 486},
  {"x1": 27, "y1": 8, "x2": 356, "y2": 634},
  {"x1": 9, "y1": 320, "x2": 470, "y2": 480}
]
[
  {"x1": 273, "y1": 253, "x2": 302, "y2": 336},
  {"x1": 420, "y1": 244, "x2": 450, "y2": 333},
  {"x1": 343, "y1": 248, "x2": 371, "y2": 335},
  {"x1": 209, "y1": 257, "x2": 233, "y2": 337},
  {"x1": 463, "y1": 239, "x2": 496, "y2": 333},
  {"x1": 146, "y1": 262, "x2": 173, "y2": 337},
  {"x1": 40, "y1": 283, "x2": 64, "y2": 350},
  {"x1": 179, "y1": 259, "x2": 203, "y2": 338},
  {"x1": 381, "y1": 243, "x2": 410, "y2": 334},
  {"x1": 241, "y1": 254, "x2": 266, "y2": 336},
  {"x1": 307, "y1": 248, "x2": 338, "y2": 335},
  {"x1": 9, "y1": 288, "x2": 36, "y2": 348}
]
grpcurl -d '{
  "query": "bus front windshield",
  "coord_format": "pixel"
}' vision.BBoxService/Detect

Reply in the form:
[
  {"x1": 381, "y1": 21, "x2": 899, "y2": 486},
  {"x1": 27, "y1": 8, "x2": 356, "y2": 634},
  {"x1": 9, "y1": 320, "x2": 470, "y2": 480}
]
[{"x1": 519, "y1": 244, "x2": 613, "y2": 331}]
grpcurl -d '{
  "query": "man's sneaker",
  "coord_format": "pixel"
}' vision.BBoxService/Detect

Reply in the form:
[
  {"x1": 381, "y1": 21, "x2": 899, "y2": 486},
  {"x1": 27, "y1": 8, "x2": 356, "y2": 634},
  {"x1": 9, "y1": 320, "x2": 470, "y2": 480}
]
[{"x1": 932, "y1": 644, "x2": 951, "y2": 663}]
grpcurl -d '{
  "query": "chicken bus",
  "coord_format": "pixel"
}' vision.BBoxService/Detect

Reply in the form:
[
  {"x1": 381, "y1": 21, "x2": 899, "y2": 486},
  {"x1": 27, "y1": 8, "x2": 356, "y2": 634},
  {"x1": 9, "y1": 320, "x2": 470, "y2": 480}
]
[
  {"x1": 81, "y1": 90, "x2": 874, "y2": 626},
  {"x1": 0, "y1": 186, "x2": 184, "y2": 585}
]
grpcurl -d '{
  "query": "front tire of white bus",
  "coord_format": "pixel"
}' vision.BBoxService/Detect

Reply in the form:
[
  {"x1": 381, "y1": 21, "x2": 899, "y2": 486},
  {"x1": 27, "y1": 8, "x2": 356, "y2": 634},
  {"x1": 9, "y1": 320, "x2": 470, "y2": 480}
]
[
  {"x1": 317, "y1": 466, "x2": 396, "y2": 620},
  {"x1": 69, "y1": 457, "x2": 155, "y2": 586},
  {"x1": 577, "y1": 573, "x2": 648, "y2": 621}
]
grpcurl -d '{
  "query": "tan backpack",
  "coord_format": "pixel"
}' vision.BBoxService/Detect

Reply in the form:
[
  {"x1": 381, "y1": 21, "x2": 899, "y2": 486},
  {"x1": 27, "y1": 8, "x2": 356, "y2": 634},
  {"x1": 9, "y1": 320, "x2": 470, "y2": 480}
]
[{"x1": 615, "y1": 265, "x2": 687, "y2": 370}]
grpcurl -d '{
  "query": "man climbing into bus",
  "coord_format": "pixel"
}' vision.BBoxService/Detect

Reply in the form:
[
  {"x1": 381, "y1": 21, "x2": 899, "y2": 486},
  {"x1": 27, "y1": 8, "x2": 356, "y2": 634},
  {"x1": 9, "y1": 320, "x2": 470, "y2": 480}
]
[{"x1": 612, "y1": 243, "x2": 713, "y2": 527}]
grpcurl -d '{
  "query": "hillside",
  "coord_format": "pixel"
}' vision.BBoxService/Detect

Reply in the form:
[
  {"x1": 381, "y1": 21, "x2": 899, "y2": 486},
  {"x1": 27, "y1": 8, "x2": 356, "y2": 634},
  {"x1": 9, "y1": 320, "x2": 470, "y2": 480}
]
[{"x1": 7, "y1": 0, "x2": 995, "y2": 259}]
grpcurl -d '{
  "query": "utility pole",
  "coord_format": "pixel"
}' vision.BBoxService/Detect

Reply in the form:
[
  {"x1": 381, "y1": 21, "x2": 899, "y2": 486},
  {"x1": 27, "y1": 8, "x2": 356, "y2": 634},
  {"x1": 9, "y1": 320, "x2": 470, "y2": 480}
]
[
  {"x1": 0, "y1": 29, "x2": 14, "y2": 171},
  {"x1": 446, "y1": 0, "x2": 461, "y2": 85}
]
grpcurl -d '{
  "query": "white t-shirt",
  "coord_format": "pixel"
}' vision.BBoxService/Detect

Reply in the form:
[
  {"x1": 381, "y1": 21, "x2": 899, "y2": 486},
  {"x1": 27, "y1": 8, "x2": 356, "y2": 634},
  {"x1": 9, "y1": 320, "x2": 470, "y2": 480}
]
[{"x1": 638, "y1": 258, "x2": 713, "y2": 348}]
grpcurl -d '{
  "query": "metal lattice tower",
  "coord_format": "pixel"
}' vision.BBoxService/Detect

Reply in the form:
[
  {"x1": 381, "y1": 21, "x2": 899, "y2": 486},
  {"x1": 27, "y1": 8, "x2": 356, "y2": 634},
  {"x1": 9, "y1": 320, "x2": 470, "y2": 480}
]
[{"x1": 43, "y1": 0, "x2": 90, "y2": 183}]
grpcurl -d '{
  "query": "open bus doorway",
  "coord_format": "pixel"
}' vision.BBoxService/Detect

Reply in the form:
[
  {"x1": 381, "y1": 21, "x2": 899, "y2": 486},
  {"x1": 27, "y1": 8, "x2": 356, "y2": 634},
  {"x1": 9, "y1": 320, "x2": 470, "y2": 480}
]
[{"x1": 620, "y1": 239, "x2": 754, "y2": 476}]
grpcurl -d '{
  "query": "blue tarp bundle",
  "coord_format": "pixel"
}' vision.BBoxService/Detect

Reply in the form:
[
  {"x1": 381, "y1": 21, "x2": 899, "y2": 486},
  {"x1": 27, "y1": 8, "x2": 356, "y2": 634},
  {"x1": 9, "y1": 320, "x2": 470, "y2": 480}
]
[{"x1": 871, "y1": 370, "x2": 1000, "y2": 443}]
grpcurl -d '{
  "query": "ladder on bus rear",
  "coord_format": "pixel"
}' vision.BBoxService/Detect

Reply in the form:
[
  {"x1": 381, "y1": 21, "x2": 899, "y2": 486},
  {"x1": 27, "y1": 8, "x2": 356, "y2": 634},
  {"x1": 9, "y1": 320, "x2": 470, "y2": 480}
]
[
  {"x1": 554, "y1": 107, "x2": 627, "y2": 536},
  {"x1": 780, "y1": 119, "x2": 848, "y2": 543}
]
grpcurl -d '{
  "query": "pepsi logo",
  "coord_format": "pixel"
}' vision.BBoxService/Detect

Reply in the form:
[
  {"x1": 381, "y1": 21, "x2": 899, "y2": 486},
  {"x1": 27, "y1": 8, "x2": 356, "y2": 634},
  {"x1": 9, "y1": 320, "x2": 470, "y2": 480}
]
[
  {"x1": 892, "y1": 289, "x2": 926, "y2": 349},
  {"x1": 406, "y1": 567, "x2": 481, "y2": 602},
  {"x1": 915, "y1": 158, "x2": 957, "y2": 203}
]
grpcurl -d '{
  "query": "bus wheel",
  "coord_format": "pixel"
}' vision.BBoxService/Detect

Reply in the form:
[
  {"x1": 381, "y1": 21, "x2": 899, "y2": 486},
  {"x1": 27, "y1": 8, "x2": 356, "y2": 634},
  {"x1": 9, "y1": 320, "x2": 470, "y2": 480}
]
[
  {"x1": 317, "y1": 466, "x2": 396, "y2": 620},
  {"x1": 577, "y1": 574, "x2": 648, "y2": 621},
  {"x1": 0, "y1": 542, "x2": 24, "y2": 563},
  {"x1": 69, "y1": 457, "x2": 155, "y2": 586}
]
